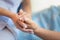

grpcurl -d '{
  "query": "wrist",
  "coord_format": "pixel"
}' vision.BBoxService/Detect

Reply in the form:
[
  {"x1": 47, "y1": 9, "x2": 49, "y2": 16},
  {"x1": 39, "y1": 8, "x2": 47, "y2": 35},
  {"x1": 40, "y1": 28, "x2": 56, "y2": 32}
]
[
  {"x1": 11, "y1": 14, "x2": 18, "y2": 22},
  {"x1": 31, "y1": 23, "x2": 39, "y2": 31}
]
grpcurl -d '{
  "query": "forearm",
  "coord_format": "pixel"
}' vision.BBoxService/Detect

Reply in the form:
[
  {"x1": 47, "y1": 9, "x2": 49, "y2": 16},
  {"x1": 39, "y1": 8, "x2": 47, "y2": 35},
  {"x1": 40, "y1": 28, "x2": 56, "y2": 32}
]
[
  {"x1": 22, "y1": 0, "x2": 31, "y2": 14},
  {"x1": 0, "y1": 8, "x2": 17, "y2": 19},
  {"x1": 33, "y1": 25, "x2": 60, "y2": 40}
]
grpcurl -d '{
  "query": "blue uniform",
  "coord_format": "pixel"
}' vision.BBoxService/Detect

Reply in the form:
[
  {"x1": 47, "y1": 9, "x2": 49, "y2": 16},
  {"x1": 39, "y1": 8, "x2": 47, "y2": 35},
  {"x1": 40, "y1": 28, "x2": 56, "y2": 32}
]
[{"x1": 32, "y1": 6, "x2": 60, "y2": 40}]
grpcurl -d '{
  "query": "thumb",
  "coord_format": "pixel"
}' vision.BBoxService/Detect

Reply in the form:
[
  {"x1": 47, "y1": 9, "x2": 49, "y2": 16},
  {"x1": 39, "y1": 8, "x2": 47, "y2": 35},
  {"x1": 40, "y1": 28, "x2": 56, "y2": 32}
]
[{"x1": 24, "y1": 17, "x2": 33, "y2": 24}]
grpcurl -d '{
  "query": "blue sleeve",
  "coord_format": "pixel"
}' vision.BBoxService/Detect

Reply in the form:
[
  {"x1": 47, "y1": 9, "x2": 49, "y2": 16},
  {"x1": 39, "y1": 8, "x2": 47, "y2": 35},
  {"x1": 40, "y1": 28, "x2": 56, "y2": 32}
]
[{"x1": 32, "y1": 6, "x2": 60, "y2": 32}]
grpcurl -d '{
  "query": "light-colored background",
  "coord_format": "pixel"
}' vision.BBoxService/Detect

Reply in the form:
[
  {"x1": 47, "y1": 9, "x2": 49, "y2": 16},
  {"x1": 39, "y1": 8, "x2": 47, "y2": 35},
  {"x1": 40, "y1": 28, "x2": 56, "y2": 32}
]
[{"x1": 31, "y1": 0, "x2": 60, "y2": 13}]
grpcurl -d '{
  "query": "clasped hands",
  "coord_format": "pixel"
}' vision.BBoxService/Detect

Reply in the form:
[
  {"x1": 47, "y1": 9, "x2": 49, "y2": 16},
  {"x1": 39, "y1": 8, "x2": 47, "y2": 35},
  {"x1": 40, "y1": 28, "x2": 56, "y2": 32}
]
[{"x1": 13, "y1": 9, "x2": 37, "y2": 33}]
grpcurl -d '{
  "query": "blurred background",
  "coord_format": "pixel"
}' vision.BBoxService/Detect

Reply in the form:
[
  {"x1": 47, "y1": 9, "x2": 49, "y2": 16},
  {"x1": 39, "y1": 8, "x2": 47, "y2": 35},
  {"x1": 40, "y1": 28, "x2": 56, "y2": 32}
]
[
  {"x1": 30, "y1": 0, "x2": 60, "y2": 40},
  {"x1": 31, "y1": 0, "x2": 60, "y2": 13}
]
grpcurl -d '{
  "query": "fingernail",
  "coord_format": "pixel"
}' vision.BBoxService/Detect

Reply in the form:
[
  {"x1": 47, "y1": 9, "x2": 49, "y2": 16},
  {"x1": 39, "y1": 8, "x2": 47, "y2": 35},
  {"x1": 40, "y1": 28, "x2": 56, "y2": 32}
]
[{"x1": 19, "y1": 18, "x2": 22, "y2": 20}]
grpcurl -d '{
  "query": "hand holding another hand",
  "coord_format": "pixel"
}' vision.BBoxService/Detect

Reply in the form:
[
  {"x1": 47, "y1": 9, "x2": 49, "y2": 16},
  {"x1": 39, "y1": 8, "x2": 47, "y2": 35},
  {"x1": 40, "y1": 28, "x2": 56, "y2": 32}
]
[
  {"x1": 17, "y1": 9, "x2": 39, "y2": 33},
  {"x1": 12, "y1": 9, "x2": 34, "y2": 33}
]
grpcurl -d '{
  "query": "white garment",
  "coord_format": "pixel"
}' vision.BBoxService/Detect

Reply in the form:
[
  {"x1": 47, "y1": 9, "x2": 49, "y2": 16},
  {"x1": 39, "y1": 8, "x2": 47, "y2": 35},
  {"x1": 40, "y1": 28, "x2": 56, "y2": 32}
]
[
  {"x1": 0, "y1": 27, "x2": 15, "y2": 40},
  {"x1": 0, "y1": 21, "x2": 15, "y2": 40},
  {"x1": 0, "y1": 0, "x2": 22, "y2": 13},
  {"x1": 0, "y1": 0, "x2": 22, "y2": 40}
]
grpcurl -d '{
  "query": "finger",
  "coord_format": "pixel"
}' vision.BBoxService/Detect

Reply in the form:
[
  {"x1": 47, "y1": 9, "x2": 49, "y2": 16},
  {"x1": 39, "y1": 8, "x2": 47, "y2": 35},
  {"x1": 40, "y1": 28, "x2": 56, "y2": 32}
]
[
  {"x1": 17, "y1": 20, "x2": 27, "y2": 28},
  {"x1": 14, "y1": 22, "x2": 23, "y2": 30},
  {"x1": 16, "y1": 21, "x2": 27, "y2": 31},
  {"x1": 19, "y1": 17, "x2": 24, "y2": 22},
  {"x1": 16, "y1": 22, "x2": 33, "y2": 33},
  {"x1": 17, "y1": 26, "x2": 34, "y2": 34},
  {"x1": 18, "y1": 9, "x2": 26, "y2": 16},
  {"x1": 22, "y1": 28, "x2": 34, "y2": 34},
  {"x1": 16, "y1": 20, "x2": 34, "y2": 34},
  {"x1": 18, "y1": 9, "x2": 23, "y2": 15},
  {"x1": 18, "y1": 10, "x2": 26, "y2": 21}
]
